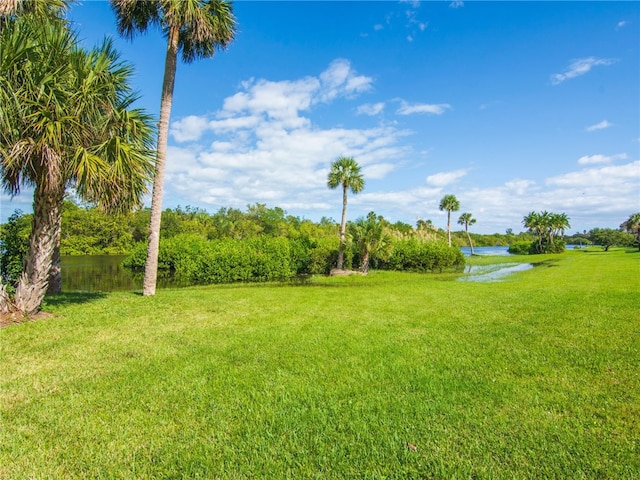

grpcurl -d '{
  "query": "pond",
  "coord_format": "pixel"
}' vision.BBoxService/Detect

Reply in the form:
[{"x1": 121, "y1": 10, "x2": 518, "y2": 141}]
[
  {"x1": 457, "y1": 262, "x2": 533, "y2": 282},
  {"x1": 60, "y1": 255, "x2": 189, "y2": 292},
  {"x1": 60, "y1": 251, "x2": 527, "y2": 292},
  {"x1": 460, "y1": 246, "x2": 510, "y2": 256}
]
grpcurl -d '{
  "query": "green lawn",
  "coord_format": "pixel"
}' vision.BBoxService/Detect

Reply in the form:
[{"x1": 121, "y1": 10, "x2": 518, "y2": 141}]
[{"x1": 1, "y1": 248, "x2": 639, "y2": 479}]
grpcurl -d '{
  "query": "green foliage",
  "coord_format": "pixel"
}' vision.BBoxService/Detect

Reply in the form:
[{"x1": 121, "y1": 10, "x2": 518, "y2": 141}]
[
  {"x1": 382, "y1": 239, "x2": 465, "y2": 272},
  {"x1": 0, "y1": 210, "x2": 31, "y2": 291},
  {"x1": 60, "y1": 201, "x2": 136, "y2": 255},
  {"x1": 348, "y1": 212, "x2": 393, "y2": 273},
  {"x1": 125, "y1": 235, "x2": 295, "y2": 283},
  {"x1": 522, "y1": 211, "x2": 570, "y2": 254},
  {"x1": 589, "y1": 228, "x2": 635, "y2": 251},
  {"x1": 508, "y1": 240, "x2": 535, "y2": 255}
]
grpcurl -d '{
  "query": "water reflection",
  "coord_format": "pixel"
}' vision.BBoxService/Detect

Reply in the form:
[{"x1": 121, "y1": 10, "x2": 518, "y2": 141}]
[
  {"x1": 60, "y1": 255, "x2": 188, "y2": 292},
  {"x1": 460, "y1": 246, "x2": 510, "y2": 256},
  {"x1": 458, "y1": 262, "x2": 533, "y2": 282}
]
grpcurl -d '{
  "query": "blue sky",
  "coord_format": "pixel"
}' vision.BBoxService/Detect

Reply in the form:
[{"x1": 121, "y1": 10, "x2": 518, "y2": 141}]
[{"x1": 2, "y1": 1, "x2": 639, "y2": 234}]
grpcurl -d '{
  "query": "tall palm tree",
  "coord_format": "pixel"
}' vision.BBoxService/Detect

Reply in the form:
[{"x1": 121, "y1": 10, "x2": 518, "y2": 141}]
[
  {"x1": 457, "y1": 212, "x2": 476, "y2": 255},
  {"x1": 438, "y1": 194, "x2": 460, "y2": 247},
  {"x1": 327, "y1": 156, "x2": 365, "y2": 269},
  {"x1": 0, "y1": 13, "x2": 155, "y2": 315},
  {"x1": 621, "y1": 212, "x2": 640, "y2": 250},
  {"x1": 348, "y1": 212, "x2": 392, "y2": 274},
  {"x1": 110, "y1": 0, "x2": 236, "y2": 296}
]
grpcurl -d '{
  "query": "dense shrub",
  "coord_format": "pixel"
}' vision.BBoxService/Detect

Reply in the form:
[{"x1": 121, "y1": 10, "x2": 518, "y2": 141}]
[
  {"x1": 124, "y1": 235, "x2": 296, "y2": 283},
  {"x1": 304, "y1": 237, "x2": 340, "y2": 275},
  {"x1": 381, "y1": 239, "x2": 465, "y2": 272},
  {"x1": 0, "y1": 211, "x2": 31, "y2": 292},
  {"x1": 508, "y1": 241, "x2": 534, "y2": 255}
]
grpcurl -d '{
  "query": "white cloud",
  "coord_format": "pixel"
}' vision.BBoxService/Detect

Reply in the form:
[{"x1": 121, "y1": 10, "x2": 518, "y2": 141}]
[
  {"x1": 357, "y1": 102, "x2": 385, "y2": 116},
  {"x1": 504, "y1": 179, "x2": 536, "y2": 196},
  {"x1": 616, "y1": 20, "x2": 628, "y2": 29},
  {"x1": 449, "y1": 1, "x2": 464, "y2": 8},
  {"x1": 551, "y1": 57, "x2": 617, "y2": 85},
  {"x1": 162, "y1": 60, "x2": 411, "y2": 218},
  {"x1": 426, "y1": 169, "x2": 468, "y2": 187},
  {"x1": 396, "y1": 101, "x2": 452, "y2": 115},
  {"x1": 585, "y1": 120, "x2": 613, "y2": 132},
  {"x1": 577, "y1": 153, "x2": 627, "y2": 165},
  {"x1": 170, "y1": 115, "x2": 210, "y2": 142},
  {"x1": 318, "y1": 59, "x2": 373, "y2": 102},
  {"x1": 362, "y1": 163, "x2": 398, "y2": 180},
  {"x1": 546, "y1": 161, "x2": 639, "y2": 188}
]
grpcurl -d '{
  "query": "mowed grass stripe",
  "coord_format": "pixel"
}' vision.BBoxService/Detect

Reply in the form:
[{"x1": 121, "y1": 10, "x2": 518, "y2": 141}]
[{"x1": 1, "y1": 248, "x2": 638, "y2": 478}]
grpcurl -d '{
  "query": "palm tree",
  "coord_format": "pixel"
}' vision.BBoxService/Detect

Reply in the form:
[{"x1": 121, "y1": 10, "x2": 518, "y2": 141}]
[
  {"x1": 550, "y1": 212, "x2": 570, "y2": 241},
  {"x1": 621, "y1": 212, "x2": 640, "y2": 250},
  {"x1": 348, "y1": 212, "x2": 392, "y2": 274},
  {"x1": 457, "y1": 212, "x2": 476, "y2": 255},
  {"x1": 110, "y1": 0, "x2": 236, "y2": 296},
  {"x1": 522, "y1": 211, "x2": 543, "y2": 252},
  {"x1": 0, "y1": 13, "x2": 155, "y2": 315},
  {"x1": 327, "y1": 156, "x2": 365, "y2": 269},
  {"x1": 0, "y1": 0, "x2": 67, "y2": 27},
  {"x1": 438, "y1": 194, "x2": 460, "y2": 247}
]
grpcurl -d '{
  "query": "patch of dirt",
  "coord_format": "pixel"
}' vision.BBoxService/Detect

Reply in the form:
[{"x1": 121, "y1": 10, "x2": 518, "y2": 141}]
[
  {"x1": 0, "y1": 311, "x2": 53, "y2": 328},
  {"x1": 329, "y1": 268, "x2": 365, "y2": 276}
]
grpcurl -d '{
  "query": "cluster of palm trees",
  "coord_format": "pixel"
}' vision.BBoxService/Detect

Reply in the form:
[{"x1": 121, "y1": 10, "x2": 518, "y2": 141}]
[
  {"x1": 621, "y1": 212, "x2": 640, "y2": 250},
  {"x1": 0, "y1": 0, "x2": 236, "y2": 315},
  {"x1": 326, "y1": 162, "x2": 480, "y2": 271},
  {"x1": 522, "y1": 211, "x2": 571, "y2": 253}
]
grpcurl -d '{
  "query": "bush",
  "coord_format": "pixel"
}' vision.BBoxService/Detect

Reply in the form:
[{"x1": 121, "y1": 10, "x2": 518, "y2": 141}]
[
  {"x1": 124, "y1": 235, "x2": 297, "y2": 284},
  {"x1": 382, "y1": 239, "x2": 465, "y2": 272},
  {"x1": 508, "y1": 241, "x2": 534, "y2": 255}
]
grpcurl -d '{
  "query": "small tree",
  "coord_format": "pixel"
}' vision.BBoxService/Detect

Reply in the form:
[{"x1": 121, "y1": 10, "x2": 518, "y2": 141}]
[
  {"x1": 348, "y1": 212, "x2": 392, "y2": 274},
  {"x1": 589, "y1": 228, "x2": 635, "y2": 251}
]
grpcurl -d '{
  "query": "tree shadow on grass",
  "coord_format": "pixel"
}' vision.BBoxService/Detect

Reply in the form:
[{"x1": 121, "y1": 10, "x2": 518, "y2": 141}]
[{"x1": 43, "y1": 291, "x2": 109, "y2": 308}]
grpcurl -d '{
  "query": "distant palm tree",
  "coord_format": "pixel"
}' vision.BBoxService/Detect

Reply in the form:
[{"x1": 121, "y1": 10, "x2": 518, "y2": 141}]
[
  {"x1": 0, "y1": 13, "x2": 155, "y2": 314},
  {"x1": 327, "y1": 156, "x2": 365, "y2": 269},
  {"x1": 110, "y1": 0, "x2": 237, "y2": 296},
  {"x1": 457, "y1": 212, "x2": 477, "y2": 255},
  {"x1": 439, "y1": 194, "x2": 460, "y2": 247}
]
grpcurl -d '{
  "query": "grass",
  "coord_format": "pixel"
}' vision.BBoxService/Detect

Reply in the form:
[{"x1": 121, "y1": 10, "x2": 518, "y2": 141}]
[{"x1": 1, "y1": 248, "x2": 639, "y2": 478}]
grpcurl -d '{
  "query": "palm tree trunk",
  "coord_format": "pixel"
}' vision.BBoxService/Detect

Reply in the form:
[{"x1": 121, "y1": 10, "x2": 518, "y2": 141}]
[
  {"x1": 466, "y1": 226, "x2": 474, "y2": 255},
  {"x1": 143, "y1": 25, "x2": 179, "y2": 296},
  {"x1": 13, "y1": 183, "x2": 63, "y2": 315},
  {"x1": 337, "y1": 184, "x2": 348, "y2": 269},
  {"x1": 360, "y1": 250, "x2": 370, "y2": 274},
  {"x1": 447, "y1": 211, "x2": 452, "y2": 247}
]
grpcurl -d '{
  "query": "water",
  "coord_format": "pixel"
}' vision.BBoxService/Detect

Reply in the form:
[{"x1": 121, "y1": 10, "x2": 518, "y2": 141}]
[
  {"x1": 457, "y1": 262, "x2": 533, "y2": 282},
  {"x1": 60, "y1": 255, "x2": 187, "y2": 292},
  {"x1": 61, "y1": 255, "x2": 137, "y2": 292},
  {"x1": 460, "y1": 245, "x2": 510, "y2": 256}
]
